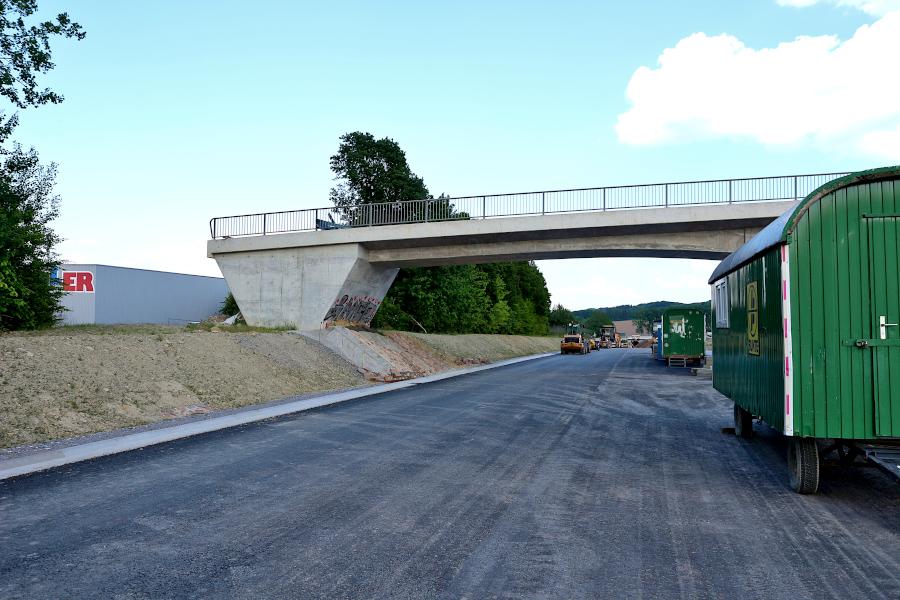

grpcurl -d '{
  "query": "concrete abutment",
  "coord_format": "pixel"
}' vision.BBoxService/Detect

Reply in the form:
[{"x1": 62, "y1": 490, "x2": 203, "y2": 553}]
[{"x1": 214, "y1": 243, "x2": 397, "y2": 330}]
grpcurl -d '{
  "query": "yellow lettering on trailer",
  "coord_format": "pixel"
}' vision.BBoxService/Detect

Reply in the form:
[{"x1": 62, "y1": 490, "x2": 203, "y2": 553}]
[{"x1": 747, "y1": 281, "x2": 760, "y2": 356}]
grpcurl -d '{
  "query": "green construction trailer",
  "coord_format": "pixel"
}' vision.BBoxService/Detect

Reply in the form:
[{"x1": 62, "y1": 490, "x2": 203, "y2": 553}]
[
  {"x1": 709, "y1": 166, "x2": 900, "y2": 493},
  {"x1": 654, "y1": 308, "x2": 706, "y2": 367}
]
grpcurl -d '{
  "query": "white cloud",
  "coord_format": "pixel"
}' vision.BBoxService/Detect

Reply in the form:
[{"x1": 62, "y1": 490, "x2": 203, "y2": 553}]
[
  {"x1": 858, "y1": 124, "x2": 900, "y2": 158},
  {"x1": 615, "y1": 13, "x2": 900, "y2": 160},
  {"x1": 777, "y1": 0, "x2": 900, "y2": 16}
]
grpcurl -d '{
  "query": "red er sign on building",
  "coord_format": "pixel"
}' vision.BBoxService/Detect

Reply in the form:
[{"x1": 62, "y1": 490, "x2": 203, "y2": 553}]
[{"x1": 61, "y1": 271, "x2": 95, "y2": 293}]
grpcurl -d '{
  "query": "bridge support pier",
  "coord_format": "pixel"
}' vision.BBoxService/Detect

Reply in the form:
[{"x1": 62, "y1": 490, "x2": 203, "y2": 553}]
[{"x1": 213, "y1": 243, "x2": 398, "y2": 330}]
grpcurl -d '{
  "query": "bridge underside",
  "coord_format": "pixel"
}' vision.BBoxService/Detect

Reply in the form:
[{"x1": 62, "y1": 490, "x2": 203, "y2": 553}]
[
  {"x1": 366, "y1": 228, "x2": 759, "y2": 266},
  {"x1": 209, "y1": 202, "x2": 791, "y2": 330}
]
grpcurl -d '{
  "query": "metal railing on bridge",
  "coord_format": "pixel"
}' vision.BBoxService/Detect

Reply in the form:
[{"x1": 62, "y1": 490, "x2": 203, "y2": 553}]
[{"x1": 209, "y1": 172, "x2": 849, "y2": 239}]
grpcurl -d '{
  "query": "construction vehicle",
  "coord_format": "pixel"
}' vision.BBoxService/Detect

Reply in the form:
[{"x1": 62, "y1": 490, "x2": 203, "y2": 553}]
[
  {"x1": 598, "y1": 325, "x2": 616, "y2": 348},
  {"x1": 560, "y1": 323, "x2": 590, "y2": 354}
]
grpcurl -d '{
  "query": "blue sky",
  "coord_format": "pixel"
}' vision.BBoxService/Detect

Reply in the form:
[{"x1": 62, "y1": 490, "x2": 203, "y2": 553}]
[{"x1": 13, "y1": 0, "x2": 899, "y2": 310}]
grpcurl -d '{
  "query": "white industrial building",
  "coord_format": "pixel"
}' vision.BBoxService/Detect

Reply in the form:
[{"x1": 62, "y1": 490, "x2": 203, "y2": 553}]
[{"x1": 55, "y1": 264, "x2": 229, "y2": 325}]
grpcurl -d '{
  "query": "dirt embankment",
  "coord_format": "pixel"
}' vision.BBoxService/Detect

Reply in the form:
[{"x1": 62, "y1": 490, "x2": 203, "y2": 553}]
[
  {"x1": 399, "y1": 332, "x2": 559, "y2": 364},
  {"x1": 306, "y1": 329, "x2": 559, "y2": 381},
  {"x1": 0, "y1": 327, "x2": 363, "y2": 449},
  {"x1": 0, "y1": 326, "x2": 558, "y2": 450}
]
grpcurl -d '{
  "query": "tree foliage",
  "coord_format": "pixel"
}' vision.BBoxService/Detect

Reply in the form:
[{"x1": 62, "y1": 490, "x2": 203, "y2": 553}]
[
  {"x1": 548, "y1": 304, "x2": 576, "y2": 329},
  {"x1": 0, "y1": 2, "x2": 84, "y2": 329},
  {"x1": 0, "y1": 144, "x2": 62, "y2": 329},
  {"x1": 329, "y1": 131, "x2": 429, "y2": 209},
  {"x1": 631, "y1": 307, "x2": 657, "y2": 335},
  {"x1": 329, "y1": 131, "x2": 468, "y2": 226},
  {"x1": 220, "y1": 292, "x2": 239, "y2": 316},
  {"x1": 0, "y1": 1, "x2": 84, "y2": 110},
  {"x1": 330, "y1": 131, "x2": 552, "y2": 335},
  {"x1": 574, "y1": 300, "x2": 710, "y2": 324},
  {"x1": 584, "y1": 309, "x2": 612, "y2": 333},
  {"x1": 371, "y1": 261, "x2": 551, "y2": 335}
]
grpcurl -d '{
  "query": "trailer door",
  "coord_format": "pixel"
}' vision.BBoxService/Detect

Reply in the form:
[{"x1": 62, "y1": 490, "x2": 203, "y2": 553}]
[{"x1": 867, "y1": 215, "x2": 900, "y2": 437}]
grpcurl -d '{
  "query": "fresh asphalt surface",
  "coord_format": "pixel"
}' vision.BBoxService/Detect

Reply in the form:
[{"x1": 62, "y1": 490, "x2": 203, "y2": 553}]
[{"x1": 2, "y1": 350, "x2": 899, "y2": 599}]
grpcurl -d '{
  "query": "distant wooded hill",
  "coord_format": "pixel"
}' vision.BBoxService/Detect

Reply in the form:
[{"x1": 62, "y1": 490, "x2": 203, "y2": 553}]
[{"x1": 573, "y1": 300, "x2": 710, "y2": 322}]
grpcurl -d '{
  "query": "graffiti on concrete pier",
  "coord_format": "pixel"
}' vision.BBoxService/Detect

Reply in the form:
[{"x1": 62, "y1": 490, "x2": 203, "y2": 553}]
[{"x1": 323, "y1": 294, "x2": 381, "y2": 326}]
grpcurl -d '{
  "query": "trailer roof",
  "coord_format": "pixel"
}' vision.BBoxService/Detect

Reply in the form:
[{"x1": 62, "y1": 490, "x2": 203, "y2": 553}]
[{"x1": 708, "y1": 165, "x2": 900, "y2": 284}]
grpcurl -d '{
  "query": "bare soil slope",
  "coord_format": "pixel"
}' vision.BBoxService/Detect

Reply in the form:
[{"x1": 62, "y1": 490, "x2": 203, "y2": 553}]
[
  {"x1": 398, "y1": 332, "x2": 559, "y2": 365},
  {"x1": 0, "y1": 326, "x2": 558, "y2": 449},
  {"x1": 313, "y1": 330, "x2": 559, "y2": 381},
  {"x1": 0, "y1": 327, "x2": 362, "y2": 448}
]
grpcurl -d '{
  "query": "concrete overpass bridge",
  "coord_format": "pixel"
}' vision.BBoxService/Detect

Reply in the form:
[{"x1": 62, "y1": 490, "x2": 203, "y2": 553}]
[{"x1": 207, "y1": 172, "x2": 847, "y2": 330}]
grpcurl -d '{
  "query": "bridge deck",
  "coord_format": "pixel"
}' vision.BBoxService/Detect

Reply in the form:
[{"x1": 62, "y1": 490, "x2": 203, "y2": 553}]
[{"x1": 209, "y1": 172, "x2": 848, "y2": 239}]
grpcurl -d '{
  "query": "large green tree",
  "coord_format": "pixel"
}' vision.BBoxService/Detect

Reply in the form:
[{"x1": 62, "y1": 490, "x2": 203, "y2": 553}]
[
  {"x1": 0, "y1": 145, "x2": 62, "y2": 329},
  {"x1": 331, "y1": 131, "x2": 550, "y2": 335},
  {"x1": 329, "y1": 132, "x2": 429, "y2": 209},
  {"x1": 329, "y1": 131, "x2": 467, "y2": 225},
  {"x1": 0, "y1": 1, "x2": 84, "y2": 330}
]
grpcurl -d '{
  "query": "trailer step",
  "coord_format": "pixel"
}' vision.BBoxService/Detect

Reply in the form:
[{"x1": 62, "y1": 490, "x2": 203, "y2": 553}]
[
  {"x1": 667, "y1": 357, "x2": 688, "y2": 368},
  {"x1": 863, "y1": 445, "x2": 900, "y2": 480}
]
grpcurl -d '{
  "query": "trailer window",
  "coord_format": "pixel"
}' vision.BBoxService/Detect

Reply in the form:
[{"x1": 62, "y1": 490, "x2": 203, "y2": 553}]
[{"x1": 714, "y1": 280, "x2": 729, "y2": 328}]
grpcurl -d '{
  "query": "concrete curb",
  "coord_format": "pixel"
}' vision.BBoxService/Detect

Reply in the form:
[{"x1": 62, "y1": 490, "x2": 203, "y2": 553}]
[{"x1": 0, "y1": 352, "x2": 555, "y2": 482}]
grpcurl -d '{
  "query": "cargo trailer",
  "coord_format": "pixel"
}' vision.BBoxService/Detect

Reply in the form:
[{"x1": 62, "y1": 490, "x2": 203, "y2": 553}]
[
  {"x1": 709, "y1": 166, "x2": 900, "y2": 493},
  {"x1": 655, "y1": 308, "x2": 706, "y2": 367}
]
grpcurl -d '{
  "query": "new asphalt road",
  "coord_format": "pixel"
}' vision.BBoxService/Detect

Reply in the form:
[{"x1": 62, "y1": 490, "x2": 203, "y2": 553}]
[{"x1": 2, "y1": 349, "x2": 899, "y2": 599}]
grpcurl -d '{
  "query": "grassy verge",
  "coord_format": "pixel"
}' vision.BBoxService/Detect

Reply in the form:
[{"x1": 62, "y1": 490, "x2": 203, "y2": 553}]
[
  {"x1": 184, "y1": 322, "x2": 295, "y2": 334},
  {"x1": 3, "y1": 324, "x2": 184, "y2": 337},
  {"x1": 2, "y1": 322, "x2": 296, "y2": 338}
]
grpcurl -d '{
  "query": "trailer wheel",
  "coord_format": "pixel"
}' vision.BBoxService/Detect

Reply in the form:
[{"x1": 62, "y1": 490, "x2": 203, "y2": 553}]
[
  {"x1": 787, "y1": 438, "x2": 820, "y2": 494},
  {"x1": 733, "y1": 404, "x2": 753, "y2": 439}
]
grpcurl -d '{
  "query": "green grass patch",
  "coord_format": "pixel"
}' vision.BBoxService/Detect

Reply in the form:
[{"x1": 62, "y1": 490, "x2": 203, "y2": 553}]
[
  {"x1": 184, "y1": 321, "x2": 295, "y2": 334},
  {"x1": 3, "y1": 324, "x2": 184, "y2": 337}
]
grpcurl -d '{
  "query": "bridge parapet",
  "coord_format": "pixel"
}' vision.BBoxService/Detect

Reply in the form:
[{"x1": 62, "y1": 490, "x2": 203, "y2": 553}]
[{"x1": 210, "y1": 172, "x2": 848, "y2": 239}]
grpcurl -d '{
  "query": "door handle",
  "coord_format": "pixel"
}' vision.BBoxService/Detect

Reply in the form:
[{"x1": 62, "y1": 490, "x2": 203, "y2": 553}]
[{"x1": 880, "y1": 315, "x2": 898, "y2": 340}]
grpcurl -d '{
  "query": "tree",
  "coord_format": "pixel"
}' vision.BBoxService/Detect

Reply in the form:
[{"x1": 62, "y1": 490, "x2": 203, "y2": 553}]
[
  {"x1": 329, "y1": 131, "x2": 467, "y2": 226},
  {"x1": 329, "y1": 131, "x2": 429, "y2": 208},
  {"x1": 631, "y1": 307, "x2": 657, "y2": 335},
  {"x1": 584, "y1": 309, "x2": 612, "y2": 333},
  {"x1": 478, "y1": 261, "x2": 550, "y2": 335},
  {"x1": 0, "y1": 1, "x2": 84, "y2": 130},
  {"x1": 0, "y1": 2, "x2": 85, "y2": 329},
  {"x1": 372, "y1": 262, "x2": 551, "y2": 335},
  {"x1": 0, "y1": 144, "x2": 62, "y2": 329},
  {"x1": 486, "y1": 274, "x2": 511, "y2": 333},
  {"x1": 372, "y1": 265, "x2": 491, "y2": 334},
  {"x1": 548, "y1": 304, "x2": 576, "y2": 328},
  {"x1": 331, "y1": 132, "x2": 551, "y2": 336}
]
